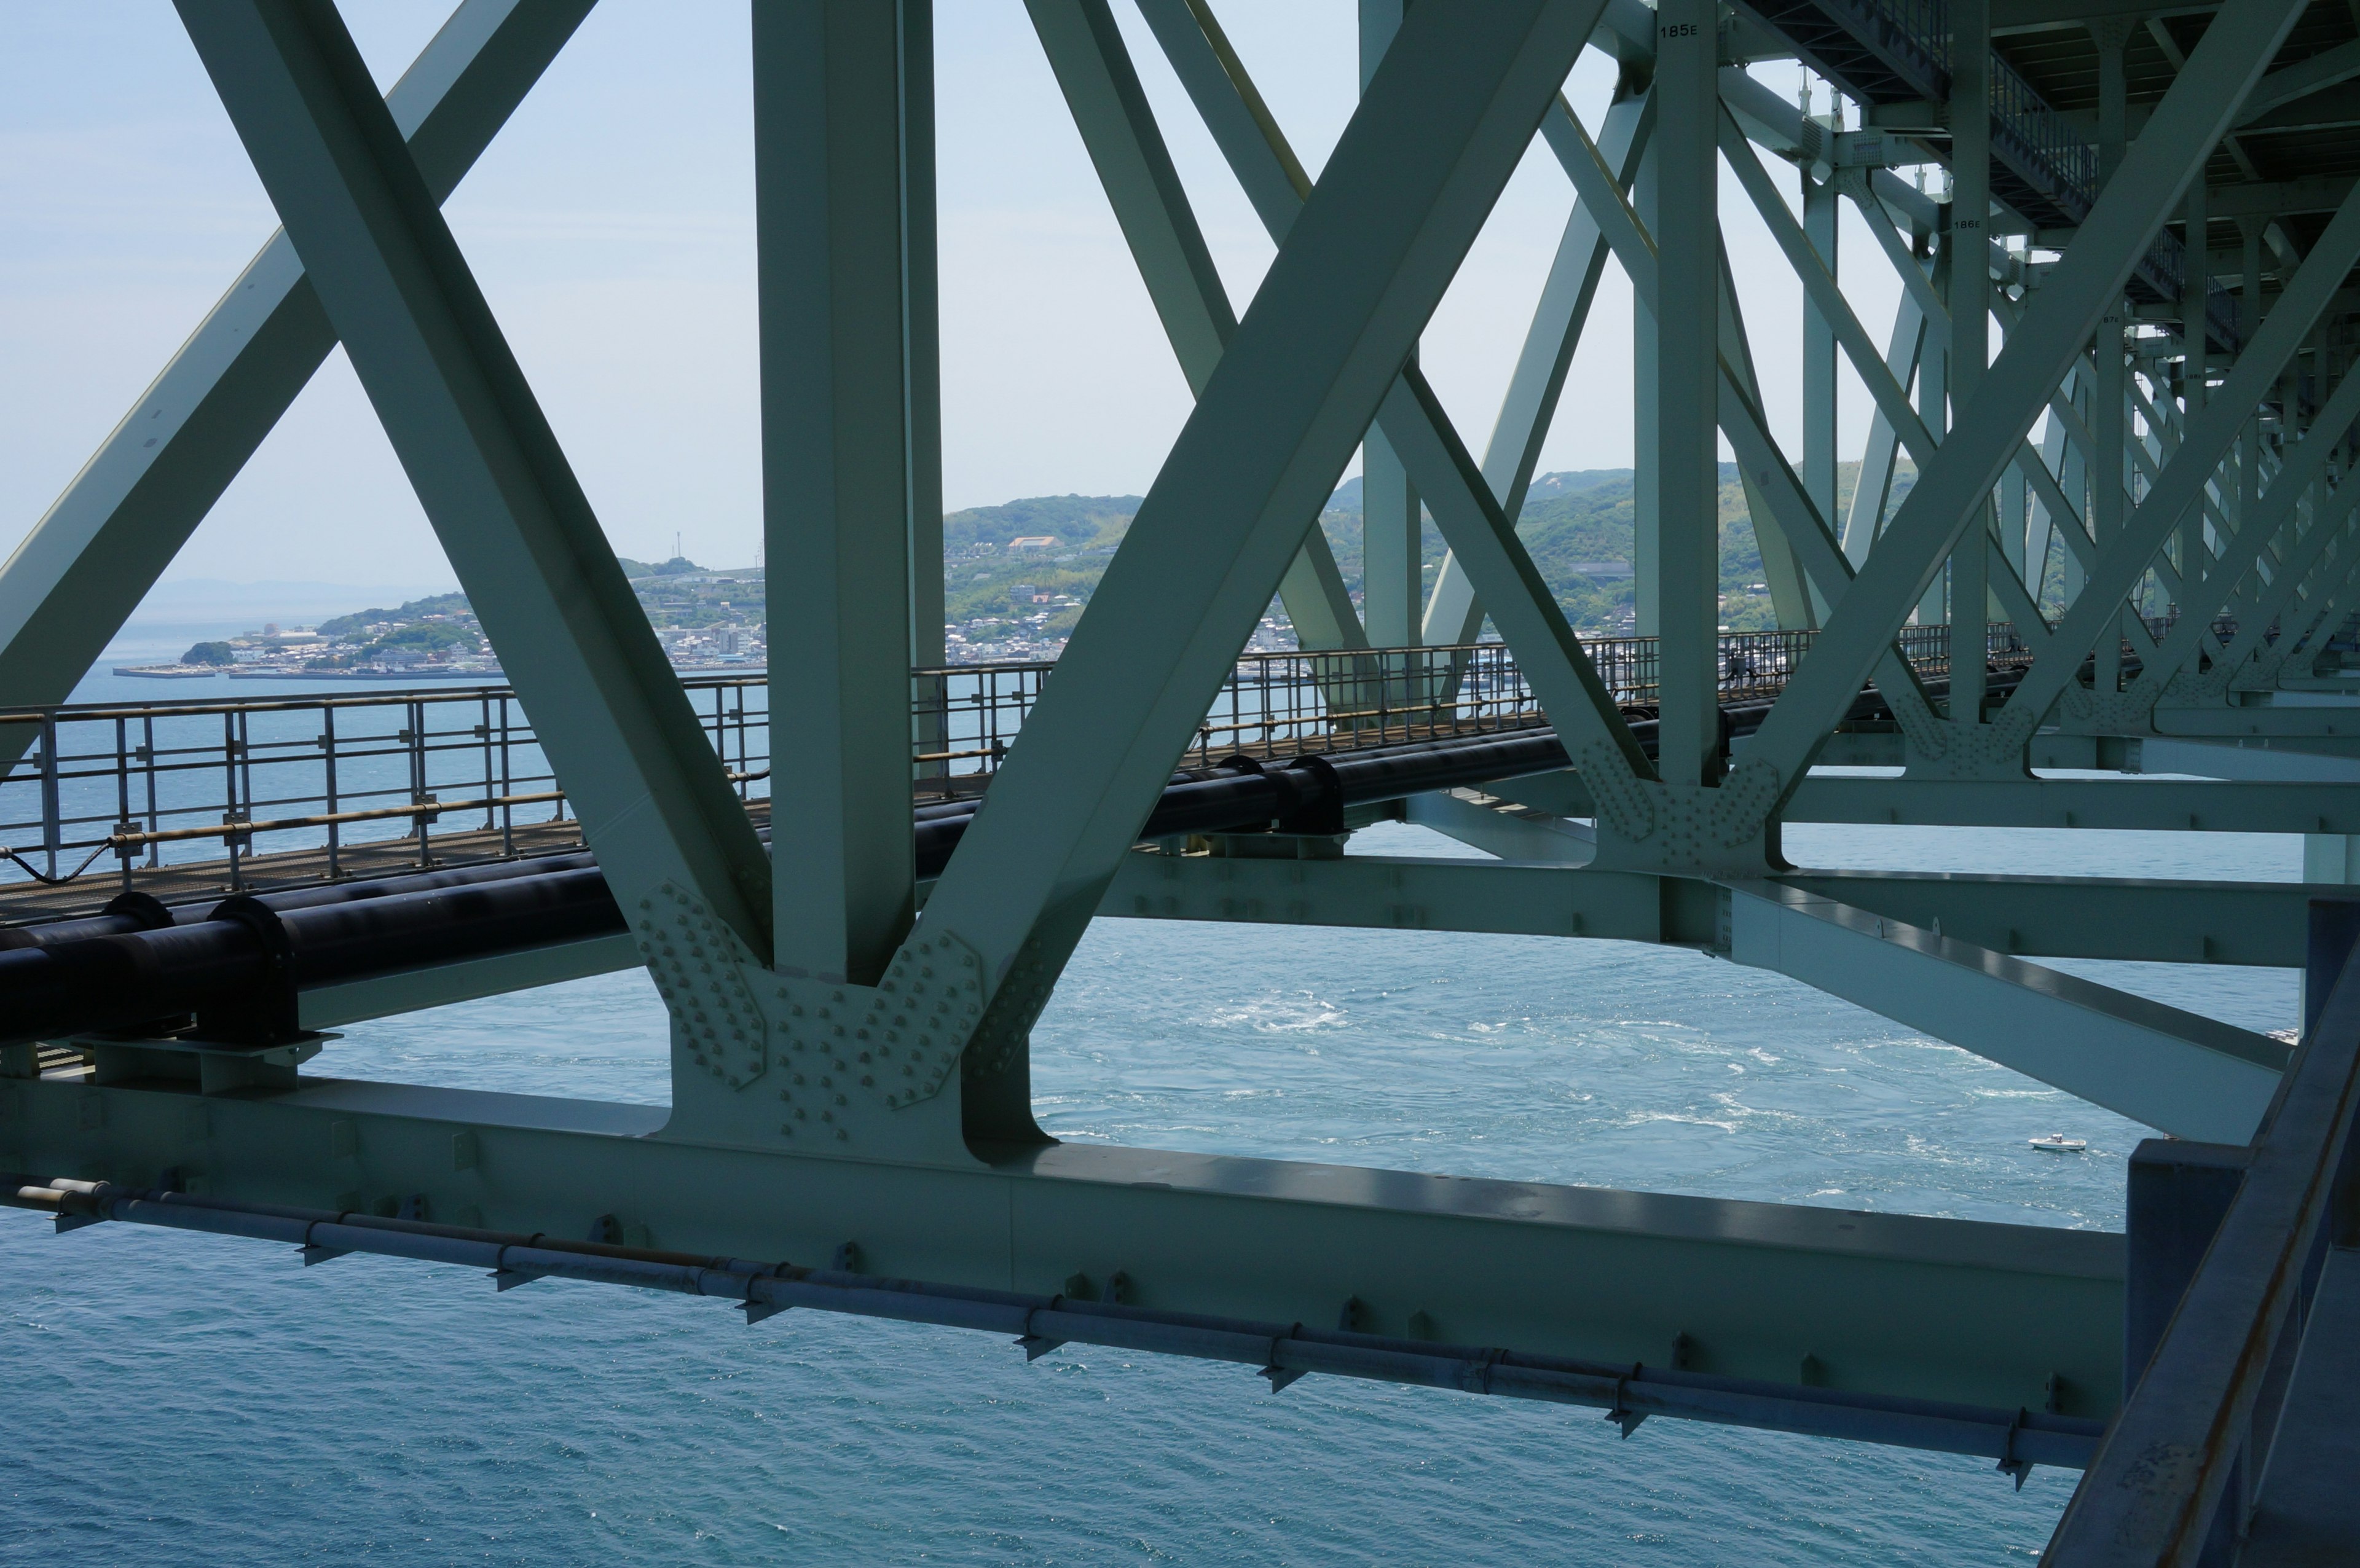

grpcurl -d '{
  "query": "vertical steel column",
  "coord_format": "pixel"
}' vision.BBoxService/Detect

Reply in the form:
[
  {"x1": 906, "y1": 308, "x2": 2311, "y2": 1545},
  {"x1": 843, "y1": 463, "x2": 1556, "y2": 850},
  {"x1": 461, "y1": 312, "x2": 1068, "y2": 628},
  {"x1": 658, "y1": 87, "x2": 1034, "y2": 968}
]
[
  {"x1": 1632, "y1": 135, "x2": 1662, "y2": 638},
  {"x1": 2181, "y1": 175, "x2": 2210, "y2": 608},
  {"x1": 1652, "y1": 0, "x2": 1719, "y2": 784},
  {"x1": 1801, "y1": 95, "x2": 1839, "y2": 532},
  {"x1": 903, "y1": 0, "x2": 945, "y2": 678},
  {"x1": 2241, "y1": 219, "x2": 2266, "y2": 556},
  {"x1": 755, "y1": 0, "x2": 920, "y2": 986},
  {"x1": 1948, "y1": 0, "x2": 1991, "y2": 721},
  {"x1": 140, "y1": 714, "x2": 158, "y2": 871},
  {"x1": 892, "y1": 6, "x2": 945, "y2": 862},
  {"x1": 2093, "y1": 18, "x2": 2131, "y2": 690},
  {"x1": 1915, "y1": 234, "x2": 1950, "y2": 628},
  {"x1": 1358, "y1": 0, "x2": 1422, "y2": 649}
]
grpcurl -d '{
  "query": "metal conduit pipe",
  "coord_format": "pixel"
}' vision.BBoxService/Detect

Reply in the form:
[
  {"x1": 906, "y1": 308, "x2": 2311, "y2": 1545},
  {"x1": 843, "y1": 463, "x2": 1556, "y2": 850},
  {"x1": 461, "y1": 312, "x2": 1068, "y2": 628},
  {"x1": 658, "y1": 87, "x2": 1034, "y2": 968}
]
[
  {"x1": 0, "y1": 670, "x2": 2056, "y2": 1047},
  {"x1": 0, "y1": 1174, "x2": 2104, "y2": 1470},
  {"x1": 0, "y1": 850, "x2": 609, "y2": 949}
]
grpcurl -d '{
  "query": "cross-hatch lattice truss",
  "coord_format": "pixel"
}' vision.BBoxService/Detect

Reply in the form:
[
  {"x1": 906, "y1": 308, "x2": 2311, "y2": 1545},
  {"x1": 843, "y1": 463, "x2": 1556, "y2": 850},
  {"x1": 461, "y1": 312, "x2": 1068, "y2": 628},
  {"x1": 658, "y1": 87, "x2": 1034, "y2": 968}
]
[{"x1": 4, "y1": 1, "x2": 2360, "y2": 1559}]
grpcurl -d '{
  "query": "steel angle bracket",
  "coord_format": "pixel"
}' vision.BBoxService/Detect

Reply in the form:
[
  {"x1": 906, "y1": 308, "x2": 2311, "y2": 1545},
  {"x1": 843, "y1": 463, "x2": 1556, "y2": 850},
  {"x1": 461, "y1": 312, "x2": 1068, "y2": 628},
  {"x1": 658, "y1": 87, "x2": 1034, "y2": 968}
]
[
  {"x1": 1261, "y1": 1324, "x2": 1307, "y2": 1392},
  {"x1": 851, "y1": 930, "x2": 985, "y2": 1105},
  {"x1": 1603, "y1": 1363, "x2": 1648, "y2": 1438},
  {"x1": 1994, "y1": 1406, "x2": 2034, "y2": 1490},
  {"x1": 636, "y1": 885, "x2": 769, "y2": 1091}
]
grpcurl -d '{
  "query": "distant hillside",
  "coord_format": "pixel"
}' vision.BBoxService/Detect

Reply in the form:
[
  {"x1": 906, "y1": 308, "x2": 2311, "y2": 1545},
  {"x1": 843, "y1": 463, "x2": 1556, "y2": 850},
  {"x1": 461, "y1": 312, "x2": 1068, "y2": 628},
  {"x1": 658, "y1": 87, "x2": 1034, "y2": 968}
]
[
  {"x1": 317, "y1": 592, "x2": 471, "y2": 639},
  {"x1": 936, "y1": 465, "x2": 1913, "y2": 638},
  {"x1": 943, "y1": 493, "x2": 1140, "y2": 551},
  {"x1": 328, "y1": 465, "x2": 1916, "y2": 657},
  {"x1": 1310, "y1": 464, "x2": 1913, "y2": 632}
]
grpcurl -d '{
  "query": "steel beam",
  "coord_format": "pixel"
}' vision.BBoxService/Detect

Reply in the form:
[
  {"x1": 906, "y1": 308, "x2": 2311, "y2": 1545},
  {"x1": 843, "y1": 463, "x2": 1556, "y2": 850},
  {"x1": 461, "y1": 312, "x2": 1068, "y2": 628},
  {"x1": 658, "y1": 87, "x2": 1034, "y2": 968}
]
[
  {"x1": 1562, "y1": 109, "x2": 1951, "y2": 746},
  {"x1": 1783, "y1": 775, "x2": 2360, "y2": 843},
  {"x1": 2074, "y1": 251, "x2": 2360, "y2": 729},
  {"x1": 1723, "y1": 881, "x2": 2284, "y2": 1143},
  {"x1": 1033, "y1": 0, "x2": 1363, "y2": 651},
  {"x1": 755, "y1": 0, "x2": 922, "y2": 985},
  {"x1": 903, "y1": 2, "x2": 946, "y2": 675},
  {"x1": 1648, "y1": 0, "x2": 1719, "y2": 787},
  {"x1": 283, "y1": 851, "x2": 2328, "y2": 1027},
  {"x1": 1745, "y1": 0, "x2": 2307, "y2": 795},
  {"x1": 1122, "y1": 0, "x2": 1657, "y2": 774},
  {"x1": 910, "y1": 0, "x2": 1610, "y2": 1100},
  {"x1": 1842, "y1": 294, "x2": 1930, "y2": 567},
  {"x1": 1949, "y1": 0, "x2": 1993, "y2": 720},
  {"x1": 0, "y1": 0, "x2": 594, "y2": 770},
  {"x1": 0, "y1": 1070, "x2": 2125, "y2": 1417},
  {"x1": 1358, "y1": 1, "x2": 1422, "y2": 651}
]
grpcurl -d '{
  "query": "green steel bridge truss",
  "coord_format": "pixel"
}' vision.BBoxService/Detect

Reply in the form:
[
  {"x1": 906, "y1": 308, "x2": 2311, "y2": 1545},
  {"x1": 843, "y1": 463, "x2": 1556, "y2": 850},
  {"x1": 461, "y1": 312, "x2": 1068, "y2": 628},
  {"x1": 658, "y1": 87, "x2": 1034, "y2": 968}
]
[{"x1": 6, "y1": 0, "x2": 2360, "y2": 1558}]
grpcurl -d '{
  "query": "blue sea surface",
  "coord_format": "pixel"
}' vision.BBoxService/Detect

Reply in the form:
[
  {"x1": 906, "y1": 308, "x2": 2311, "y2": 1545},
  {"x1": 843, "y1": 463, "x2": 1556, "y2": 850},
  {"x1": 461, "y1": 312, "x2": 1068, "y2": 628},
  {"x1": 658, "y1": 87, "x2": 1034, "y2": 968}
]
[{"x1": 0, "y1": 716, "x2": 2304, "y2": 1562}]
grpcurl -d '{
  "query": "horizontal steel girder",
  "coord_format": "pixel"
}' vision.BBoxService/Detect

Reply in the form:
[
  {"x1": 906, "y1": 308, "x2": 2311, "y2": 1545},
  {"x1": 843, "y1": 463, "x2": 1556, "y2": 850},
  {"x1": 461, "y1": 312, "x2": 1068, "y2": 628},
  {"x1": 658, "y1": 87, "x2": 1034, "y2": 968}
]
[
  {"x1": 0, "y1": 1069, "x2": 2125, "y2": 1419},
  {"x1": 1723, "y1": 882, "x2": 2284, "y2": 1144},
  {"x1": 1503, "y1": 768, "x2": 2360, "y2": 837},
  {"x1": 1804, "y1": 777, "x2": 2360, "y2": 836}
]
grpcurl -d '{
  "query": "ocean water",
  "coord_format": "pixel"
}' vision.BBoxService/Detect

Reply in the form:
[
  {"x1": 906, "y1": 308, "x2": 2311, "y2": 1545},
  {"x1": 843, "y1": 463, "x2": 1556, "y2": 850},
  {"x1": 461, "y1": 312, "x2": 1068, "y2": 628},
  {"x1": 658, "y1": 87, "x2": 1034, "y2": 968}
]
[{"x1": 0, "y1": 798, "x2": 2303, "y2": 1563}]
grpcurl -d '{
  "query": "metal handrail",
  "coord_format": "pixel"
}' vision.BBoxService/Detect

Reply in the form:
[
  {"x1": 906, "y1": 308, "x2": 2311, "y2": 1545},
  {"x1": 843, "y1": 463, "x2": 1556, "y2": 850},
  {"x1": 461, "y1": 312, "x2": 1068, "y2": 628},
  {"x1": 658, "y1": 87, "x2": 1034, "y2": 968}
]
[
  {"x1": 0, "y1": 625, "x2": 2021, "y2": 905},
  {"x1": 2044, "y1": 900, "x2": 2360, "y2": 1558}
]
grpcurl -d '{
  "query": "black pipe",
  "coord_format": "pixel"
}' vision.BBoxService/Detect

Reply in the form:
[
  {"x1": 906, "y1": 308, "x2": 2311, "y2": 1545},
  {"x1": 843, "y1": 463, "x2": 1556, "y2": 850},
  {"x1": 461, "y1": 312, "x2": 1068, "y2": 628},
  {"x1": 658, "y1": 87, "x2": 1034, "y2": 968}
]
[{"x1": 0, "y1": 665, "x2": 2047, "y2": 1048}]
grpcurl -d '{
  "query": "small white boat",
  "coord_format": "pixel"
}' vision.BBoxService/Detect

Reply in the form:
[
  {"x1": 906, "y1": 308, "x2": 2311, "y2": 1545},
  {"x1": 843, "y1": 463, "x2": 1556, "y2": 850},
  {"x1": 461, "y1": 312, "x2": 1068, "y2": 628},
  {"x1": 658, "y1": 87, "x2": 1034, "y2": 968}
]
[{"x1": 2028, "y1": 1133, "x2": 2088, "y2": 1153}]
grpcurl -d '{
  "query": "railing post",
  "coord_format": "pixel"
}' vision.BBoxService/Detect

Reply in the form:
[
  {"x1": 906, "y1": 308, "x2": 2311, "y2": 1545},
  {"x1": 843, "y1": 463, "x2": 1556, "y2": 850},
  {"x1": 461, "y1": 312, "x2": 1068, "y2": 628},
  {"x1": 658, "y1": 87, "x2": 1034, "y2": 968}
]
[
  {"x1": 37, "y1": 712, "x2": 61, "y2": 882},
  {"x1": 478, "y1": 692, "x2": 495, "y2": 829},
  {"x1": 222, "y1": 709, "x2": 243, "y2": 891},
  {"x1": 497, "y1": 694, "x2": 514, "y2": 857},
  {"x1": 141, "y1": 715, "x2": 159, "y2": 869},
  {"x1": 409, "y1": 697, "x2": 429, "y2": 869},
  {"x1": 113, "y1": 715, "x2": 133, "y2": 893},
  {"x1": 322, "y1": 705, "x2": 341, "y2": 882}
]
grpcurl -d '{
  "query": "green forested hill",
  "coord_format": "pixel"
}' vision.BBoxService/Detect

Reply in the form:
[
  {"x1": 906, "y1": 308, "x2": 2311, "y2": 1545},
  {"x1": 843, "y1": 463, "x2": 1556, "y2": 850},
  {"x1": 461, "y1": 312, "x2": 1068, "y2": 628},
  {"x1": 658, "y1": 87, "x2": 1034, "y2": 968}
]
[
  {"x1": 943, "y1": 493, "x2": 1140, "y2": 551},
  {"x1": 1315, "y1": 461, "x2": 1912, "y2": 633},
  {"x1": 342, "y1": 468, "x2": 1923, "y2": 654}
]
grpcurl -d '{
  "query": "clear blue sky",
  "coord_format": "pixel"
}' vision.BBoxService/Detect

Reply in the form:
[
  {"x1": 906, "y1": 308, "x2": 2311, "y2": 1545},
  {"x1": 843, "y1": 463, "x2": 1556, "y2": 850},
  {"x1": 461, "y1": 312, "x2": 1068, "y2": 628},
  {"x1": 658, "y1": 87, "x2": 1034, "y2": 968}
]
[{"x1": 0, "y1": 2, "x2": 1898, "y2": 591}]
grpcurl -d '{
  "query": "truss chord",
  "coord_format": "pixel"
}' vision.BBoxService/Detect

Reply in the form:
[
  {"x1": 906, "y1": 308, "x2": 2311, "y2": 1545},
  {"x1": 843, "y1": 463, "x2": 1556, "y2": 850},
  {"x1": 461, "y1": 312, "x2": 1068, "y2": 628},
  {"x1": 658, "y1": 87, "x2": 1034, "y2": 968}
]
[
  {"x1": 2015, "y1": 186, "x2": 2360, "y2": 734},
  {"x1": 1746, "y1": 0, "x2": 2310, "y2": 794},
  {"x1": 911, "y1": 0, "x2": 1611, "y2": 1089},
  {"x1": 1108, "y1": 0, "x2": 1653, "y2": 772},
  {"x1": 16, "y1": 3, "x2": 2360, "y2": 1541}
]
